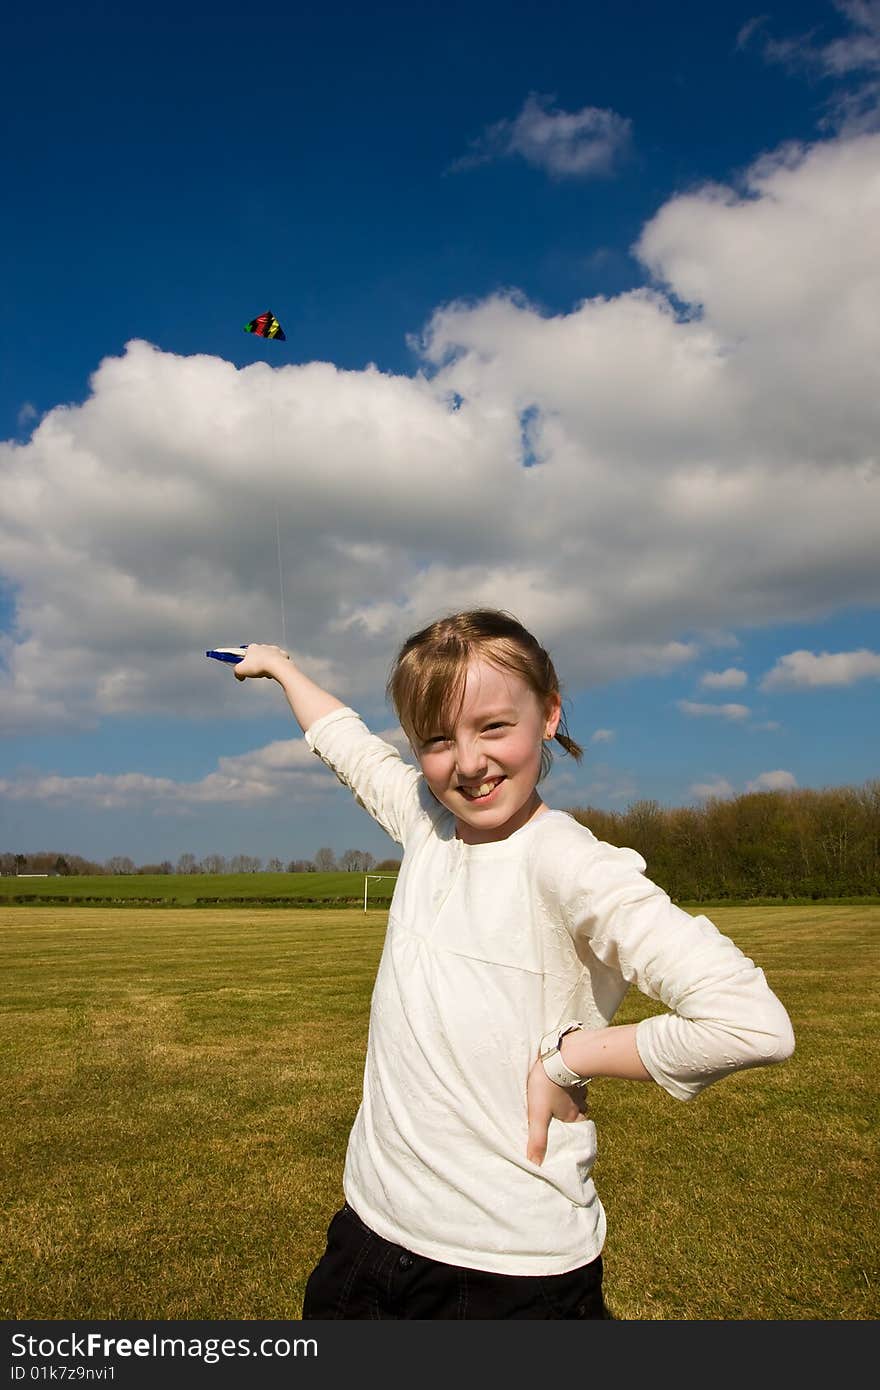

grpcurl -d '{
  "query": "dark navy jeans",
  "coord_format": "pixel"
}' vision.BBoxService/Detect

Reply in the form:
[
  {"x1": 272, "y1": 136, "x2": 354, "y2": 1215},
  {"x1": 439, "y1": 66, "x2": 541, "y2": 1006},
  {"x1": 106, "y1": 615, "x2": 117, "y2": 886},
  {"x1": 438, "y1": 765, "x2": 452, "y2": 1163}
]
[{"x1": 302, "y1": 1202, "x2": 609, "y2": 1320}]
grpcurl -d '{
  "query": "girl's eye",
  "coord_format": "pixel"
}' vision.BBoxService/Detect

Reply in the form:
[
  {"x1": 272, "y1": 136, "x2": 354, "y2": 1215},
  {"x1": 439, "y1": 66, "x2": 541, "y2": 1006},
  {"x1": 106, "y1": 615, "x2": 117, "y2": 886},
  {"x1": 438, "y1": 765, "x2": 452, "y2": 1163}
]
[
  {"x1": 485, "y1": 723, "x2": 508, "y2": 732},
  {"x1": 424, "y1": 735, "x2": 450, "y2": 747}
]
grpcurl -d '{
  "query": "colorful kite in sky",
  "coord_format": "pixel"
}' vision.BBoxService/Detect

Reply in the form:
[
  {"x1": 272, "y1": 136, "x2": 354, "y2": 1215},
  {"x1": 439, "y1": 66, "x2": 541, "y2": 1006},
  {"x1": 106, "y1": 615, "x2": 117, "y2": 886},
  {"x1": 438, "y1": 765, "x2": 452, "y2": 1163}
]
[{"x1": 244, "y1": 311, "x2": 286, "y2": 341}]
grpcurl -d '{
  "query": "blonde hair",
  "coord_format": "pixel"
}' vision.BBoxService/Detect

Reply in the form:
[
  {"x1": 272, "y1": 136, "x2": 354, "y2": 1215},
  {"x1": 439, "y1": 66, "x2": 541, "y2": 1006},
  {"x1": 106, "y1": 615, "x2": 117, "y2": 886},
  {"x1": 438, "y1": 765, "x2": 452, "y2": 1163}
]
[{"x1": 386, "y1": 609, "x2": 583, "y2": 780}]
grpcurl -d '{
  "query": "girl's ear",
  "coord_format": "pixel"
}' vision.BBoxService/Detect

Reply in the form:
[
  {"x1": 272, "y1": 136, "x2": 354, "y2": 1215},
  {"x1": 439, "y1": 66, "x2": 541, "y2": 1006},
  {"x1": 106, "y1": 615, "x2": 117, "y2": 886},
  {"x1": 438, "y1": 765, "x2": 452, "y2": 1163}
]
[{"x1": 544, "y1": 693, "x2": 562, "y2": 740}]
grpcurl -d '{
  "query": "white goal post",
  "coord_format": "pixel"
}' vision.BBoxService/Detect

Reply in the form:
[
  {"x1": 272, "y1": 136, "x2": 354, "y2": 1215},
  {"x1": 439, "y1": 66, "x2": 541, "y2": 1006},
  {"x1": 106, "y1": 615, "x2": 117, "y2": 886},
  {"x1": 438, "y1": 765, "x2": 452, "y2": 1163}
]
[{"x1": 363, "y1": 874, "x2": 398, "y2": 912}]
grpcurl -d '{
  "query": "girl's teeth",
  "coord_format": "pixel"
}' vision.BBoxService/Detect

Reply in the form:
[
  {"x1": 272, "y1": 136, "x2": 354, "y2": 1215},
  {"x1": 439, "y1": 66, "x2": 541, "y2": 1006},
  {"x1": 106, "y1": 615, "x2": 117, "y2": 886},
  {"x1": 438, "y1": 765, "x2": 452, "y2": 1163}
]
[{"x1": 464, "y1": 781, "x2": 497, "y2": 799}]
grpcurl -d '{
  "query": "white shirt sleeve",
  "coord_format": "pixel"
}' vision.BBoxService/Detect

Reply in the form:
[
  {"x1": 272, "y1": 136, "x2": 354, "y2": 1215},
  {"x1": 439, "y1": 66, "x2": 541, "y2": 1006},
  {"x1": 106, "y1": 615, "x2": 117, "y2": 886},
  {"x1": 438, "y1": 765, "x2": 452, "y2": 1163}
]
[
  {"x1": 561, "y1": 838, "x2": 795, "y2": 1100},
  {"x1": 304, "y1": 706, "x2": 427, "y2": 848}
]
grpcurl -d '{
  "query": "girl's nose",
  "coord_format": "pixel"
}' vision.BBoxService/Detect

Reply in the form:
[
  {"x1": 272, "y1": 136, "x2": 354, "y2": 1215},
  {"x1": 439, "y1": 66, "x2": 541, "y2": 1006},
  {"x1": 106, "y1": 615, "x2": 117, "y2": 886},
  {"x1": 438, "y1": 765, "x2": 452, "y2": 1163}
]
[{"x1": 454, "y1": 740, "x2": 488, "y2": 779}]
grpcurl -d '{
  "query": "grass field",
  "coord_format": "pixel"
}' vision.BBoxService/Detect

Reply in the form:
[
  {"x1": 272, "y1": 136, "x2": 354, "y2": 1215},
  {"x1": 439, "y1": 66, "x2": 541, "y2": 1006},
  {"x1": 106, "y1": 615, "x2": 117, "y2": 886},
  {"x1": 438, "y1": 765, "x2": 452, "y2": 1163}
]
[
  {"x1": 3, "y1": 871, "x2": 874, "y2": 909},
  {"x1": 1, "y1": 904, "x2": 877, "y2": 1320},
  {"x1": 0, "y1": 871, "x2": 396, "y2": 907}
]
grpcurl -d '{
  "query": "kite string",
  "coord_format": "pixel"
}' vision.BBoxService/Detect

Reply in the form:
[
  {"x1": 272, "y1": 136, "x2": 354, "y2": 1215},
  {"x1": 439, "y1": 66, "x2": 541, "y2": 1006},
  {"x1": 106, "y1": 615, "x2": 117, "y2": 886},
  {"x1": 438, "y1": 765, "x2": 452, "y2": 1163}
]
[
  {"x1": 275, "y1": 505, "x2": 287, "y2": 649},
  {"x1": 269, "y1": 385, "x2": 287, "y2": 649}
]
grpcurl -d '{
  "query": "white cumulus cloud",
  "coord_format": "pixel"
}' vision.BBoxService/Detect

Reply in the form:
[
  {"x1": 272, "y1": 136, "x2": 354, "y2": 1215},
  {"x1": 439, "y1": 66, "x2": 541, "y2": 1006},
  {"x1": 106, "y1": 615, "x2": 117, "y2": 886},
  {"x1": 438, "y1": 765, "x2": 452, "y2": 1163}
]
[
  {"x1": 453, "y1": 92, "x2": 632, "y2": 178},
  {"x1": 0, "y1": 737, "x2": 335, "y2": 809},
  {"x1": 0, "y1": 725, "x2": 414, "y2": 810},
  {"x1": 2, "y1": 132, "x2": 880, "y2": 734},
  {"x1": 677, "y1": 701, "x2": 751, "y2": 721},
  {"x1": 761, "y1": 647, "x2": 880, "y2": 688},
  {"x1": 689, "y1": 777, "x2": 735, "y2": 800},
  {"x1": 745, "y1": 769, "x2": 799, "y2": 792},
  {"x1": 754, "y1": 0, "x2": 880, "y2": 132},
  {"x1": 699, "y1": 667, "x2": 748, "y2": 689}
]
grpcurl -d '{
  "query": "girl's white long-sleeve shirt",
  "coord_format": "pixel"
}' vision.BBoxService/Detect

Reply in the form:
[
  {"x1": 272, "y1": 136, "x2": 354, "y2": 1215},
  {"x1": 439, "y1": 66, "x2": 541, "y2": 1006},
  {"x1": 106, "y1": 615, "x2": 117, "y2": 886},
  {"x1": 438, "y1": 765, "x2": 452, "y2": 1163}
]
[{"x1": 305, "y1": 706, "x2": 795, "y2": 1275}]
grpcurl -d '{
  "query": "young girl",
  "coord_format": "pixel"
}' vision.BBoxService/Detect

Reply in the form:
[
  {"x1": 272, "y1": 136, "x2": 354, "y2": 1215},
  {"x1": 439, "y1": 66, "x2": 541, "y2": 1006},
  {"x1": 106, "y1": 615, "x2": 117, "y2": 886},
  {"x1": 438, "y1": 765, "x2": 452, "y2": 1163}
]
[{"x1": 233, "y1": 609, "x2": 794, "y2": 1320}]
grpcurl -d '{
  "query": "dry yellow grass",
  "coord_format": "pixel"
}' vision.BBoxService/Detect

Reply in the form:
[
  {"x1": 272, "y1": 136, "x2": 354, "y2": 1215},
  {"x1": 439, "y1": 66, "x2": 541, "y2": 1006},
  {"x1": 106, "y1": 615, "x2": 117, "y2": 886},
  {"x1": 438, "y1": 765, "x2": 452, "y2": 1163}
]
[{"x1": 1, "y1": 904, "x2": 877, "y2": 1319}]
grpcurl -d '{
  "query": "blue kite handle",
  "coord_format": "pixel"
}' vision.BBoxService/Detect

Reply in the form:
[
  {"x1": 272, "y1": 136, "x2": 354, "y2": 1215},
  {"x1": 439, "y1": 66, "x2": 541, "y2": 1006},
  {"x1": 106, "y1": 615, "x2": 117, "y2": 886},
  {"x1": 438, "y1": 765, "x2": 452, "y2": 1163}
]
[{"x1": 206, "y1": 646, "x2": 250, "y2": 664}]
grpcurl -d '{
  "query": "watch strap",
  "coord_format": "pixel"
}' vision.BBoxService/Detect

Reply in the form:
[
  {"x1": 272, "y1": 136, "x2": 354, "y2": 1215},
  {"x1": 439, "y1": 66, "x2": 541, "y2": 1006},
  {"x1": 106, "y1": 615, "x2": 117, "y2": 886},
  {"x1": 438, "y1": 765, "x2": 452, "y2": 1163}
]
[{"x1": 539, "y1": 1021, "x2": 591, "y2": 1088}]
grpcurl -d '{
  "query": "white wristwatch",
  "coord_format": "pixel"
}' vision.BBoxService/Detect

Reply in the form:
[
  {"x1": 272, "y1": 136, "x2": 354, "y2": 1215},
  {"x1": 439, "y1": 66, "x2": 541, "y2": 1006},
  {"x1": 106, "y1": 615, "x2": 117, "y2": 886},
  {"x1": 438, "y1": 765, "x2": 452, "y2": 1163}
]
[{"x1": 539, "y1": 1020, "x2": 591, "y2": 1088}]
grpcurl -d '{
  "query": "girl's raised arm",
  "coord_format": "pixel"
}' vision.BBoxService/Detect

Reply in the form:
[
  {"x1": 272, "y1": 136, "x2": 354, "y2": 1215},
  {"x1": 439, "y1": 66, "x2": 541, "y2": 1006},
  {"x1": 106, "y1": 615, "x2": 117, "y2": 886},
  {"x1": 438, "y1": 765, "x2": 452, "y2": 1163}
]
[{"x1": 233, "y1": 644, "x2": 345, "y2": 734}]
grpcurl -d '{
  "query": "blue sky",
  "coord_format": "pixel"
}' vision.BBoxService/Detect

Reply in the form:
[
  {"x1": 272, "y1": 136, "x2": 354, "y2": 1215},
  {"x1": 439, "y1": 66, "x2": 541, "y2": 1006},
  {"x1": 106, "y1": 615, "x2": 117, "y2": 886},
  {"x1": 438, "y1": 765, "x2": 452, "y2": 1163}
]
[{"x1": 1, "y1": 0, "x2": 878, "y2": 865}]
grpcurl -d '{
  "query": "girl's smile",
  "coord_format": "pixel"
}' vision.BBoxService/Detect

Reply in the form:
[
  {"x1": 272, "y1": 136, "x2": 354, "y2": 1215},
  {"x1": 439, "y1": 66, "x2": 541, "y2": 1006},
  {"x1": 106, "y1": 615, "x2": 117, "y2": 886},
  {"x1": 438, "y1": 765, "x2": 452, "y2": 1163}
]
[
  {"x1": 416, "y1": 659, "x2": 561, "y2": 845},
  {"x1": 459, "y1": 775, "x2": 505, "y2": 802}
]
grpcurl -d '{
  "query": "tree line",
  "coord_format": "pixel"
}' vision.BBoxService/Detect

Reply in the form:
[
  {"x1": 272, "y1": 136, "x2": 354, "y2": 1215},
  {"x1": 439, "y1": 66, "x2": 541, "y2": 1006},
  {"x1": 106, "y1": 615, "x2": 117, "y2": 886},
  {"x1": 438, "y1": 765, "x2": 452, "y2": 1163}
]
[
  {"x1": 568, "y1": 780, "x2": 879, "y2": 900},
  {"x1": 4, "y1": 780, "x2": 878, "y2": 899},
  {"x1": 1, "y1": 848, "x2": 402, "y2": 877}
]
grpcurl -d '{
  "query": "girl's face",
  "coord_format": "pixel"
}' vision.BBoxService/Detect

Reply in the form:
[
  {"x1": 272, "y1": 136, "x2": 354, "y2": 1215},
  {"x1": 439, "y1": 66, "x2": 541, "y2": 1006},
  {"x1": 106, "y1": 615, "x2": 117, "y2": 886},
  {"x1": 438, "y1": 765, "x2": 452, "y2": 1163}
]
[{"x1": 415, "y1": 657, "x2": 561, "y2": 845}]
